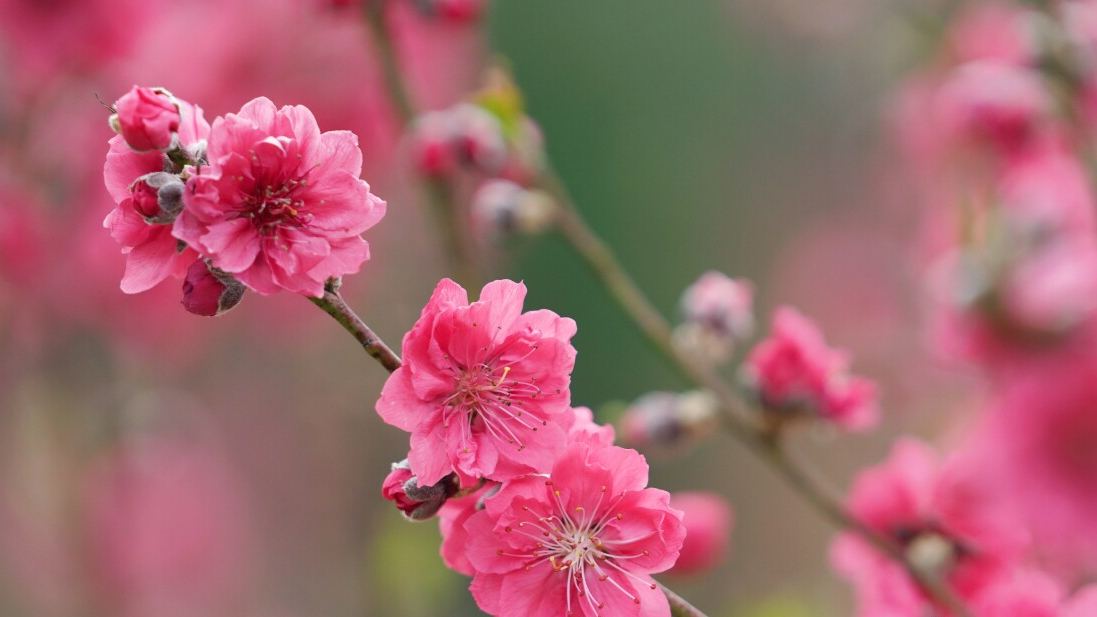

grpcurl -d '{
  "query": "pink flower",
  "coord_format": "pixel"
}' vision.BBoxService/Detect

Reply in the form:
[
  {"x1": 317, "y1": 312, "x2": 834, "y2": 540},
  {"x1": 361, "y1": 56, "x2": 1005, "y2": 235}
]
[
  {"x1": 564, "y1": 406, "x2": 616, "y2": 448},
  {"x1": 464, "y1": 442, "x2": 685, "y2": 617},
  {"x1": 830, "y1": 438, "x2": 1027, "y2": 617},
  {"x1": 1064, "y1": 586, "x2": 1097, "y2": 617},
  {"x1": 947, "y1": 3, "x2": 1035, "y2": 66},
  {"x1": 970, "y1": 570, "x2": 1063, "y2": 617},
  {"x1": 376, "y1": 278, "x2": 577, "y2": 486},
  {"x1": 111, "y1": 86, "x2": 182, "y2": 152},
  {"x1": 438, "y1": 481, "x2": 500, "y2": 576},
  {"x1": 666, "y1": 492, "x2": 734, "y2": 577},
  {"x1": 103, "y1": 97, "x2": 210, "y2": 294},
  {"x1": 181, "y1": 260, "x2": 246, "y2": 317},
  {"x1": 177, "y1": 97, "x2": 386, "y2": 297},
  {"x1": 933, "y1": 61, "x2": 1049, "y2": 154},
  {"x1": 437, "y1": 407, "x2": 612, "y2": 577},
  {"x1": 968, "y1": 359, "x2": 1097, "y2": 569},
  {"x1": 742, "y1": 306, "x2": 878, "y2": 431}
]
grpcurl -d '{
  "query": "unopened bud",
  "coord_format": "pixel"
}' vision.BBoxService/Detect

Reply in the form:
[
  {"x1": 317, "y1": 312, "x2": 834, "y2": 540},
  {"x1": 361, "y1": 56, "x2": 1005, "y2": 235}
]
[
  {"x1": 471, "y1": 180, "x2": 556, "y2": 237},
  {"x1": 181, "y1": 260, "x2": 246, "y2": 317},
  {"x1": 680, "y1": 271, "x2": 754, "y2": 340},
  {"x1": 451, "y1": 104, "x2": 507, "y2": 174},
  {"x1": 130, "y1": 172, "x2": 185, "y2": 224},
  {"x1": 408, "y1": 111, "x2": 459, "y2": 177},
  {"x1": 620, "y1": 390, "x2": 719, "y2": 451},
  {"x1": 382, "y1": 459, "x2": 460, "y2": 521},
  {"x1": 110, "y1": 86, "x2": 181, "y2": 152},
  {"x1": 414, "y1": 0, "x2": 486, "y2": 22}
]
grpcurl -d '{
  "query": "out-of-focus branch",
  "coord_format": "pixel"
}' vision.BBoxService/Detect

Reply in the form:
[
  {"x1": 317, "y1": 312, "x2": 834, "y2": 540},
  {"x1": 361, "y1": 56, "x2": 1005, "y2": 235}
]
[
  {"x1": 361, "y1": 3, "x2": 483, "y2": 290},
  {"x1": 540, "y1": 166, "x2": 975, "y2": 617}
]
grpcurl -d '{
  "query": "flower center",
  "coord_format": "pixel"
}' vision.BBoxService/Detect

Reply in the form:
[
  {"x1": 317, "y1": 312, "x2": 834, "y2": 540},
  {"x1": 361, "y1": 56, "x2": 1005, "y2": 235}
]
[
  {"x1": 498, "y1": 481, "x2": 656, "y2": 617},
  {"x1": 242, "y1": 180, "x2": 313, "y2": 234},
  {"x1": 440, "y1": 349, "x2": 557, "y2": 452}
]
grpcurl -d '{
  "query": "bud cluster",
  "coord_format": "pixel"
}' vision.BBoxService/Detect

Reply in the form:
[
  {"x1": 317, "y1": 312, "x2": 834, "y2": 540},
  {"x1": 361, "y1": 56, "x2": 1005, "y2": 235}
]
[{"x1": 407, "y1": 68, "x2": 557, "y2": 240}]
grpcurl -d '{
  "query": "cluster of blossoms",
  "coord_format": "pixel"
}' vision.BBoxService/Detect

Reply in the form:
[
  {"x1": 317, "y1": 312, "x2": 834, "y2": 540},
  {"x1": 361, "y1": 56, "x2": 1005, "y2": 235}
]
[
  {"x1": 821, "y1": 1, "x2": 1097, "y2": 614},
  {"x1": 103, "y1": 86, "x2": 386, "y2": 314},
  {"x1": 624, "y1": 270, "x2": 879, "y2": 450},
  {"x1": 375, "y1": 278, "x2": 736, "y2": 617}
]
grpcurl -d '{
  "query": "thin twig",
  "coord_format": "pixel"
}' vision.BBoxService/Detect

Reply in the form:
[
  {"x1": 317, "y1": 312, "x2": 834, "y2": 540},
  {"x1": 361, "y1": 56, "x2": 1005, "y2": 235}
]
[
  {"x1": 361, "y1": 2, "x2": 483, "y2": 290},
  {"x1": 308, "y1": 287, "x2": 403, "y2": 374},
  {"x1": 660, "y1": 583, "x2": 708, "y2": 617}
]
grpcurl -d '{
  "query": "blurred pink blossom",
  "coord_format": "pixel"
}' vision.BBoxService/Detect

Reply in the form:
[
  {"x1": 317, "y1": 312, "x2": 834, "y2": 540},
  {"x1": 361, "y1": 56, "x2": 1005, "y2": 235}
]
[
  {"x1": 83, "y1": 437, "x2": 254, "y2": 617},
  {"x1": 743, "y1": 306, "x2": 878, "y2": 431},
  {"x1": 831, "y1": 438, "x2": 1028, "y2": 617},
  {"x1": 666, "y1": 492, "x2": 734, "y2": 578}
]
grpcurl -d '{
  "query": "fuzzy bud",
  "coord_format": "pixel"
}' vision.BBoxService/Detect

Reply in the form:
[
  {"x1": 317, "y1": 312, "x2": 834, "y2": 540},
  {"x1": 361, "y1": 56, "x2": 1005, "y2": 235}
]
[
  {"x1": 381, "y1": 459, "x2": 460, "y2": 521},
  {"x1": 111, "y1": 86, "x2": 181, "y2": 152},
  {"x1": 620, "y1": 390, "x2": 719, "y2": 451},
  {"x1": 130, "y1": 172, "x2": 185, "y2": 224},
  {"x1": 451, "y1": 103, "x2": 507, "y2": 174},
  {"x1": 181, "y1": 260, "x2": 246, "y2": 317},
  {"x1": 471, "y1": 180, "x2": 556, "y2": 237},
  {"x1": 680, "y1": 271, "x2": 754, "y2": 340},
  {"x1": 408, "y1": 111, "x2": 459, "y2": 177}
]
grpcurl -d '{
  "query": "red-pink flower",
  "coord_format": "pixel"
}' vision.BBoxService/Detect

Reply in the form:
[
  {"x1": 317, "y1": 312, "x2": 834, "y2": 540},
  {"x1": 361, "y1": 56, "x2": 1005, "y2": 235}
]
[
  {"x1": 111, "y1": 86, "x2": 182, "y2": 153},
  {"x1": 177, "y1": 97, "x2": 386, "y2": 297},
  {"x1": 464, "y1": 442, "x2": 684, "y2": 617},
  {"x1": 103, "y1": 97, "x2": 209, "y2": 293},
  {"x1": 438, "y1": 407, "x2": 613, "y2": 576},
  {"x1": 970, "y1": 570, "x2": 1063, "y2": 617},
  {"x1": 376, "y1": 278, "x2": 577, "y2": 486},
  {"x1": 666, "y1": 492, "x2": 733, "y2": 578},
  {"x1": 742, "y1": 306, "x2": 878, "y2": 431},
  {"x1": 933, "y1": 61, "x2": 1049, "y2": 154},
  {"x1": 830, "y1": 438, "x2": 1027, "y2": 617}
]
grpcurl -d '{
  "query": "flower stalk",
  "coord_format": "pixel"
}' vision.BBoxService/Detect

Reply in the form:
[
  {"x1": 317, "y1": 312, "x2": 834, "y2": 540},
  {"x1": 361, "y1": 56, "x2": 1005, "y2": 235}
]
[{"x1": 308, "y1": 281, "x2": 402, "y2": 373}]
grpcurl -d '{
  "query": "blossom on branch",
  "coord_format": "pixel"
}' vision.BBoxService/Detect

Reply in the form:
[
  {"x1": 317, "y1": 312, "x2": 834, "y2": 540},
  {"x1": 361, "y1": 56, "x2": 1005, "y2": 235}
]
[
  {"x1": 376, "y1": 278, "x2": 577, "y2": 486},
  {"x1": 464, "y1": 442, "x2": 684, "y2": 617},
  {"x1": 177, "y1": 97, "x2": 386, "y2": 297}
]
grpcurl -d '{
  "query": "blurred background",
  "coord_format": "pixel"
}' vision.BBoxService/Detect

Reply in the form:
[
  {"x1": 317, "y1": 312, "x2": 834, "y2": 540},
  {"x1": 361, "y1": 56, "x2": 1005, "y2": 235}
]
[{"x1": 0, "y1": 1, "x2": 968, "y2": 616}]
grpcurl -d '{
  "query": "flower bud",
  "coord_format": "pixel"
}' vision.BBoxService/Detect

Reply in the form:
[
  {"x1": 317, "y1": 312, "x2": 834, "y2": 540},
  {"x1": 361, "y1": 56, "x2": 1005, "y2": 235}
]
[
  {"x1": 110, "y1": 86, "x2": 181, "y2": 152},
  {"x1": 619, "y1": 390, "x2": 719, "y2": 451},
  {"x1": 680, "y1": 271, "x2": 754, "y2": 340},
  {"x1": 471, "y1": 180, "x2": 556, "y2": 237},
  {"x1": 181, "y1": 260, "x2": 246, "y2": 317},
  {"x1": 381, "y1": 459, "x2": 460, "y2": 521},
  {"x1": 408, "y1": 111, "x2": 459, "y2": 177},
  {"x1": 130, "y1": 172, "x2": 185, "y2": 224},
  {"x1": 414, "y1": 0, "x2": 486, "y2": 22},
  {"x1": 451, "y1": 103, "x2": 507, "y2": 174},
  {"x1": 667, "y1": 492, "x2": 734, "y2": 577}
]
